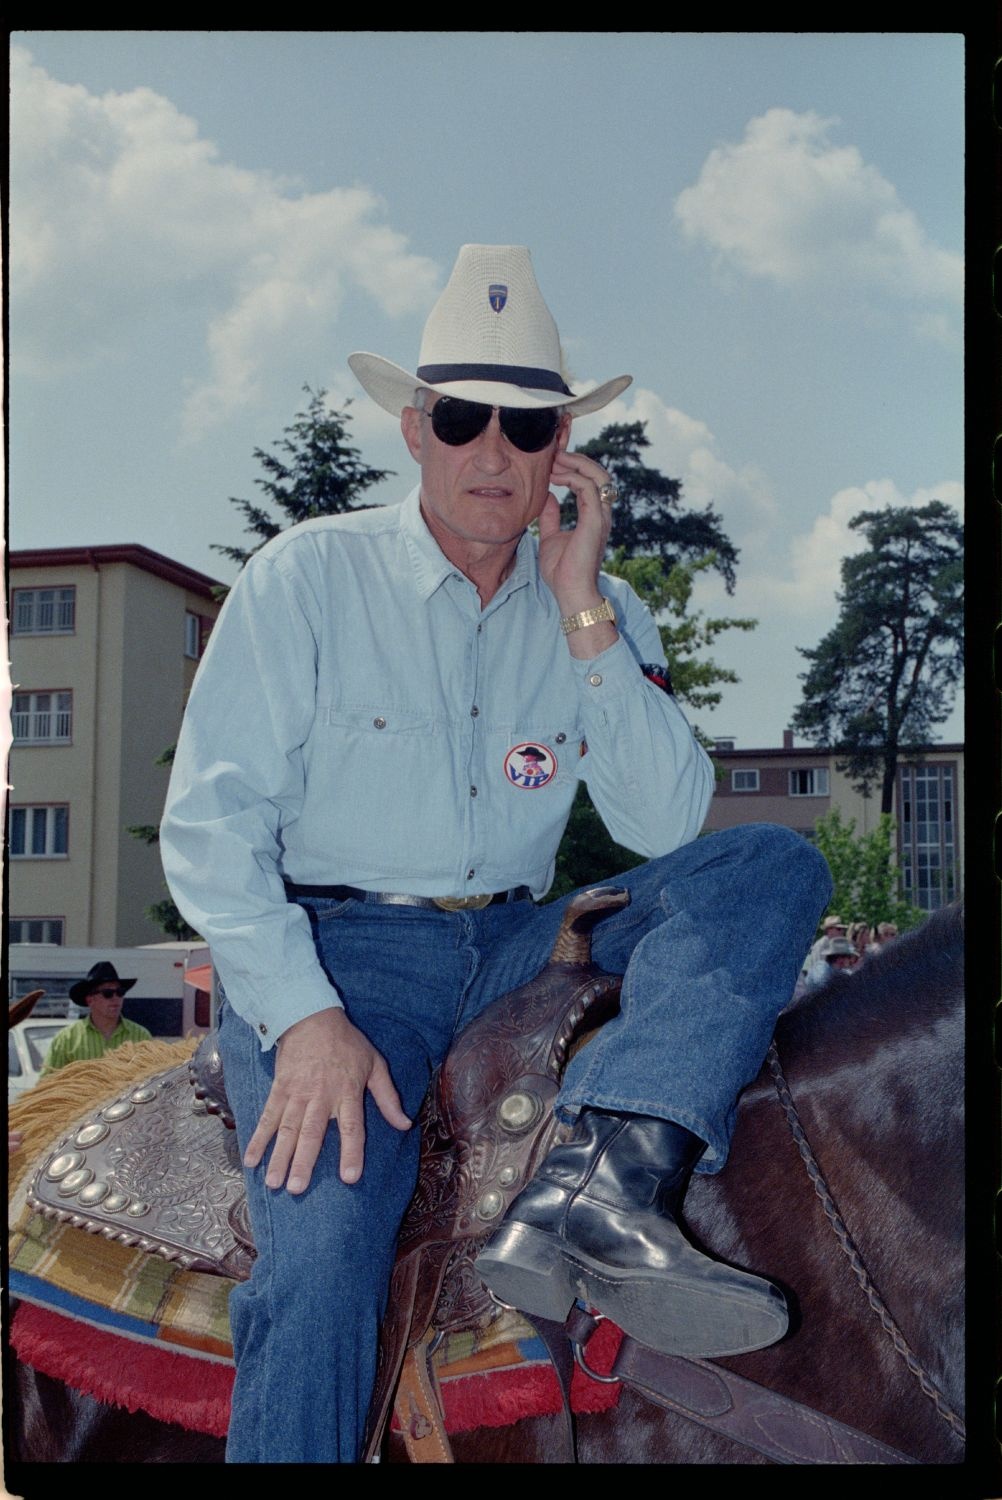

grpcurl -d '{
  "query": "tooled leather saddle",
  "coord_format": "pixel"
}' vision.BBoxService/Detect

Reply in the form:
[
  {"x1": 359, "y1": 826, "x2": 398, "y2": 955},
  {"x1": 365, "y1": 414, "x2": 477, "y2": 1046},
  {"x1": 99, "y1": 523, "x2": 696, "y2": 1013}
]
[{"x1": 26, "y1": 886, "x2": 629, "y2": 1459}]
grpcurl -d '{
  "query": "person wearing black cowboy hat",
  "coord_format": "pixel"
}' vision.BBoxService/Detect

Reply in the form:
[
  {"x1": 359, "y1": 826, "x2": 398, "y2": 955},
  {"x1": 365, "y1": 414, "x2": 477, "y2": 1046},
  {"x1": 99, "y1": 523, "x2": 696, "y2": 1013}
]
[
  {"x1": 41, "y1": 962, "x2": 151, "y2": 1074},
  {"x1": 162, "y1": 244, "x2": 830, "y2": 1463}
]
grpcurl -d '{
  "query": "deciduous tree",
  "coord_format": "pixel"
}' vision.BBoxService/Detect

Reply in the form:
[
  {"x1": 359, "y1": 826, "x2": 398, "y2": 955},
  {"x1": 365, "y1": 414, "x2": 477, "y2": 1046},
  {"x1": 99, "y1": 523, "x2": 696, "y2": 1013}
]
[{"x1": 811, "y1": 808, "x2": 924, "y2": 931}]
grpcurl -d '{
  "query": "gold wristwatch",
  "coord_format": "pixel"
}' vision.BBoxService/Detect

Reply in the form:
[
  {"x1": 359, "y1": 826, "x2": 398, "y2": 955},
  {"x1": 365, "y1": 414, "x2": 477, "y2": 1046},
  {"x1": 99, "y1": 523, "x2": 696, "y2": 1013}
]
[{"x1": 560, "y1": 598, "x2": 617, "y2": 635}]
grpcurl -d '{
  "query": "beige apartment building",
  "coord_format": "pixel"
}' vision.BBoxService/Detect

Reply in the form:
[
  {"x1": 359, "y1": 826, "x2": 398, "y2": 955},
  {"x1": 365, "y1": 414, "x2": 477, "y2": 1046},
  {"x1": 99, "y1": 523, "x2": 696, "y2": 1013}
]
[
  {"x1": 702, "y1": 729, "x2": 963, "y2": 912},
  {"x1": 8, "y1": 545, "x2": 223, "y2": 947}
]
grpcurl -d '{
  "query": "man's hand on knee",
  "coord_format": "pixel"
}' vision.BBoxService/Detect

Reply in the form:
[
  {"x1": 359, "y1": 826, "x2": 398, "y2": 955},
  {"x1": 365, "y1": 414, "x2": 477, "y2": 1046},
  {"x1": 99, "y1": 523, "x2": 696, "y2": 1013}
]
[{"x1": 242, "y1": 1008, "x2": 411, "y2": 1194}]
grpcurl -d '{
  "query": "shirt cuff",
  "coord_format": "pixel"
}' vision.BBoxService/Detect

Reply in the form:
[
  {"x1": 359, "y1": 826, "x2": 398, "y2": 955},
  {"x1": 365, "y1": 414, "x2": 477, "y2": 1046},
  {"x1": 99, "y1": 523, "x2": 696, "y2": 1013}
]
[
  {"x1": 216, "y1": 962, "x2": 345, "y2": 1052},
  {"x1": 570, "y1": 634, "x2": 651, "y2": 702}
]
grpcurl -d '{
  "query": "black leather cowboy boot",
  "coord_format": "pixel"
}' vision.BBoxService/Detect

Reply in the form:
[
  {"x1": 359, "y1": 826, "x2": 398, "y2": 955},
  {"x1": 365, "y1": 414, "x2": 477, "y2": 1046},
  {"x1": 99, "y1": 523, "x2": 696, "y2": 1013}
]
[{"x1": 474, "y1": 1107, "x2": 788, "y2": 1357}]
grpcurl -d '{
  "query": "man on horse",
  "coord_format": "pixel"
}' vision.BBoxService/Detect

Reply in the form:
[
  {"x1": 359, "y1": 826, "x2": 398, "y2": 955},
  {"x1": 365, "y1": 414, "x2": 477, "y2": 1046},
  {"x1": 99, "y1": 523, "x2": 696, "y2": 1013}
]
[{"x1": 161, "y1": 244, "x2": 831, "y2": 1464}]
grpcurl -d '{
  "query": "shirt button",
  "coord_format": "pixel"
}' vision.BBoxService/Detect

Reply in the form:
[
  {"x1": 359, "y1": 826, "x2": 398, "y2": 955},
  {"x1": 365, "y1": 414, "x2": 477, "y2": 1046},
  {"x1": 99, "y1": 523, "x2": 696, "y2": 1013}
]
[
  {"x1": 467, "y1": 868, "x2": 475, "y2": 880},
  {"x1": 555, "y1": 732, "x2": 566, "y2": 744},
  {"x1": 373, "y1": 717, "x2": 387, "y2": 729},
  {"x1": 470, "y1": 705, "x2": 480, "y2": 717},
  {"x1": 470, "y1": 786, "x2": 478, "y2": 797},
  {"x1": 588, "y1": 674, "x2": 603, "y2": 687},
  {"x1": 258, "y1": 1023, "x2": 268, "y2": 1035}
]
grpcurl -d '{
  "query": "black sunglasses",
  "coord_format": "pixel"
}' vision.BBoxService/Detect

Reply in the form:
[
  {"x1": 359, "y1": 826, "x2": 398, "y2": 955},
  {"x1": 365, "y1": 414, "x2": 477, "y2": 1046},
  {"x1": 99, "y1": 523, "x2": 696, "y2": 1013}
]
[
  {"x1": 428, "y1": 397, "x2": 561, "y2": 453},
  {"x1": 94, "y1": 987, "x2": 125, "y2": 999}
]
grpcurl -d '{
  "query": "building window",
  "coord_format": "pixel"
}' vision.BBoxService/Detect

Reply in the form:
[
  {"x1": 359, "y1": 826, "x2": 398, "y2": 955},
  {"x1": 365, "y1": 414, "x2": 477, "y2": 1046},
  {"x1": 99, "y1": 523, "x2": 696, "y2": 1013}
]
[
  {"x1": 184, "y1": 611, "x2": 201, "y2": 659},
  {"x1": 12, "y1": 587, "x2": 76, "y2": 636},
  {"x1": 898, "y1": 763, "x2": 959, "y2": 911},
  {"x1": 9, "y1": 805, "x2": 69, "y2": 858},
  {"x1": 731, "y1": 769, "x2": 760, "y2": 792},
  {"x1": 789, "y1": 768, "x2": 829, "y2": 797},
  {"x1": 12, "y1": 691, "x2": 72, "y2": 745},
  {"x1": 9, "y1": 917, "x2": 64, "y2": 944}
]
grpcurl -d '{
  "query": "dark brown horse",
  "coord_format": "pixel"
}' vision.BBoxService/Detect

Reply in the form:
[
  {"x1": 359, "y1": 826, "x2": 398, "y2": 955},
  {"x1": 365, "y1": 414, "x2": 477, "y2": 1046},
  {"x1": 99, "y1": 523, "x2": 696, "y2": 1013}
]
[{"x1": 5, "y1": 902, "x2": 965, "y2": 1469}]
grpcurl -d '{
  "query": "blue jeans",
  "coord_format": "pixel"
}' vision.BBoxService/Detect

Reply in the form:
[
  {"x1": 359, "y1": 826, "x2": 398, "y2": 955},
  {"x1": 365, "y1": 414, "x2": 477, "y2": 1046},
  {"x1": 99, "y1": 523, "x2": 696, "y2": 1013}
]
[{"x1": 218, "y1": 823, "x2": 830, "y2": 1462}]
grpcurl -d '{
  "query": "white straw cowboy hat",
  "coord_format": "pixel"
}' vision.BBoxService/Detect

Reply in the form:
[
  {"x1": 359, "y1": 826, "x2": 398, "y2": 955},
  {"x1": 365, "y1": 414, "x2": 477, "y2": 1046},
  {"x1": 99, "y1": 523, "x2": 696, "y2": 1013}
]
[{"x1": 349, "y1": 244, "x2": 632, "y2": 418}]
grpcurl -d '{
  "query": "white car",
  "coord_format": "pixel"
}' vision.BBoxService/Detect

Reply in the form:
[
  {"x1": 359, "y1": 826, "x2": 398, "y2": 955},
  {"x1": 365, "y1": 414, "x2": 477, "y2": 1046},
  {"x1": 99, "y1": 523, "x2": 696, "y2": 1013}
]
[{"x1": 8, "y1": 1019, "x2": 70, "y2": 1104}]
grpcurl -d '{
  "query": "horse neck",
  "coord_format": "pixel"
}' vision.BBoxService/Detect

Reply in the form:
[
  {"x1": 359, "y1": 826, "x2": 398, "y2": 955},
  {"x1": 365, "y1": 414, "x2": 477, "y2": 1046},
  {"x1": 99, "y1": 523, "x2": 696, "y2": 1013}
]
[{"x1": 774, "y1": 908, "x2": 964, "y2": 1274}]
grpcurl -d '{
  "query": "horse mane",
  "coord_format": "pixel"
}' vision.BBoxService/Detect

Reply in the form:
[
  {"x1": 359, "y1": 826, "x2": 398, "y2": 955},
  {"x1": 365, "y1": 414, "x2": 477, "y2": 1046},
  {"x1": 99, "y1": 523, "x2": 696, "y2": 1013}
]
[{"x1": 777, "y1": 901, "x2": 964, "y2": 1064}]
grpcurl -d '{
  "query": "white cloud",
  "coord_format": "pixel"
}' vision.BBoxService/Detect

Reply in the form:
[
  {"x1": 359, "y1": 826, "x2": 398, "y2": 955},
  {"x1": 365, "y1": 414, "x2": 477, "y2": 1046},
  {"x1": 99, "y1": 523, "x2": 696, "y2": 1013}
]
[
  {"x1": 674, "y1": 108, "x2": 962, "y2": 309},
  {"x1": 744, "y1": 477, "x2": 964, "y2": 617},
  {"x1": 11, "y1": 46, "x2": 440, "y2": 435}
]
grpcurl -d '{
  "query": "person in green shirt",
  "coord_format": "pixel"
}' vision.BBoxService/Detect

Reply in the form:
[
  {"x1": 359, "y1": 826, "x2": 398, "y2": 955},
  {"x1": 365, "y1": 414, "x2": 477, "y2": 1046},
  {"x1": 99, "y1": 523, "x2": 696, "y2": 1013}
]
[{"x1": 42, "y1": 962, "x2": 152, "y2": 1073}]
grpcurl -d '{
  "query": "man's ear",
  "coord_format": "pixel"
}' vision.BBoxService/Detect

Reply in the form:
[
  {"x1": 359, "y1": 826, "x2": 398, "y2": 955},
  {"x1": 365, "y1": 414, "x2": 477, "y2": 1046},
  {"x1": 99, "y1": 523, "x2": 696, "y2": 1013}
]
[
  {"x1": 555, "y1": 413, "x2": 573, "y2": 455},
  {"x1": 401, "y1": 406, "x2": 423, "y2": 463}
]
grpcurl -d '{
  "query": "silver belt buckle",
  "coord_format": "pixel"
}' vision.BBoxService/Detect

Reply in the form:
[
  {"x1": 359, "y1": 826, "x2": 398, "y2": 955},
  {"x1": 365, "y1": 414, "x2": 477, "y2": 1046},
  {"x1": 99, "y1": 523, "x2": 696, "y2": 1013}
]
[{"x1": 432, "y1": 894, "x2": 494, "y2": 911}]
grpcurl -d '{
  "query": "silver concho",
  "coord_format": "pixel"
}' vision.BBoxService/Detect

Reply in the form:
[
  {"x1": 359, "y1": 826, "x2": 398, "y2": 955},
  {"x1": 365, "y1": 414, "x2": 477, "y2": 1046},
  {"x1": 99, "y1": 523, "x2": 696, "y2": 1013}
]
[
  {"x1": 126, "y1": 1200, "x2": 151, "y2": 1217},
  {"x1": 101, "y1": 1100, "x2": 136, "y2": 1122},
  {"x1": 46, "y1": 1151, "x2": 85, "y2": 1181},
  {"x1": 103, "y1": 1189, "x2": 130, "y2": 1213},
  {"x1": 74, "y1": 1122, "x2": 110, "y2": 1148},
  {"x1": 476, "y1": 1190, "x2": 504, "y2": 1220},
  {"x1": 498, "y1": 1091, "x2": 541, "y2": 1133},
  {"x1": 57, "y1": 1167, "x2": 94, "y2": 1197},
  {"x1": 497, "y1": 1165, "x2": 520, "y2": 1186},
  {"x1": 130, "y1": 1085, "x2": 159, "y2": 1104},
  {"x1": 77, "y1": 1180, "x2": 111, "y2": 1207}
]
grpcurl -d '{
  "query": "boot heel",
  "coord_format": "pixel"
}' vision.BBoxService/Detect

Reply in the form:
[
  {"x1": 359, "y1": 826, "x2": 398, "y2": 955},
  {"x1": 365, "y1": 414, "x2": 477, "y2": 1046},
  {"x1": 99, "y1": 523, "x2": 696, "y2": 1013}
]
[{"x1": 474, "y1": 1224, "x2": 575, "y2": 1323}]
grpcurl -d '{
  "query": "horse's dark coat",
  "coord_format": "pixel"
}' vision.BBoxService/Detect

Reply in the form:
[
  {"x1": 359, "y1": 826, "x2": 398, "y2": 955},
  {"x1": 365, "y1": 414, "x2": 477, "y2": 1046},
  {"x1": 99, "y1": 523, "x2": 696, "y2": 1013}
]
[{"x1": 5, "y1": 903, "x2": 964, "y2": 1466}]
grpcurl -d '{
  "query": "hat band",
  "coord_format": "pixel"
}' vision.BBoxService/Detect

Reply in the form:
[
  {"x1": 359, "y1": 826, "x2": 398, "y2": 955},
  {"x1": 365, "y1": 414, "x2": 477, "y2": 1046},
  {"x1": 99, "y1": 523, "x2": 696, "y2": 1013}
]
[{"x1": 416, "y1": 362, "x2": 572, "y2": 396}]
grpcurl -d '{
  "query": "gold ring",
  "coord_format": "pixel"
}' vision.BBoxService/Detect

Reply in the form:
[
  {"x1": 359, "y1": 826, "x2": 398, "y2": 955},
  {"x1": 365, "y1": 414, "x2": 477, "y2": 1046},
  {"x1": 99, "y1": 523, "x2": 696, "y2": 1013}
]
[{"x1": 598, "y1": 483, "x2": 618, "y2": 505}]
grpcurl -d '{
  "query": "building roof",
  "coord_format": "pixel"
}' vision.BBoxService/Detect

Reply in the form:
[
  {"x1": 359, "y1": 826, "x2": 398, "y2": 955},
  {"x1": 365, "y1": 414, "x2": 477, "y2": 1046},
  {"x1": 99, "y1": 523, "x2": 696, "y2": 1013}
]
[
  {"x1": 712, "y1": 743, "x2": 964, "y2": 758},
  {"x1": 10, "y1": 544, "x2": 223, "y2": 602}
]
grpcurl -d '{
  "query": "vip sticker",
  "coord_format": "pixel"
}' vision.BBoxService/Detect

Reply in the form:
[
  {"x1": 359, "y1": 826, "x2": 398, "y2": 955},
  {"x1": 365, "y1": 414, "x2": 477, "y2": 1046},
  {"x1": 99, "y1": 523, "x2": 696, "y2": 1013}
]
[{"x1": 504, "y1": 742, "x2": 557, "y2": 789}]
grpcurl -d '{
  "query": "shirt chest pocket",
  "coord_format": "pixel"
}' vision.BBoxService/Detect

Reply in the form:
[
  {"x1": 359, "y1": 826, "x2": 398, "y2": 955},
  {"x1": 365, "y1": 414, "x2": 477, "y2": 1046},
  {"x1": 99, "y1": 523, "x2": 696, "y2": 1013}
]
[
  {"x1": 497, "y1": 726, "x2": 585, "y2": 790},
  {"x1": 314, "y1": 705, "x2": 441, "y2": 785}
]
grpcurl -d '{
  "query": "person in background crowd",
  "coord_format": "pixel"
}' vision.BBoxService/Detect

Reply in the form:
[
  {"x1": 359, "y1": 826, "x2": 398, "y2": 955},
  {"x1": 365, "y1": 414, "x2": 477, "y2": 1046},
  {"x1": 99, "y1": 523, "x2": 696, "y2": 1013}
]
[
  {"x1": 795, "y1": 934, "x2": 860, "y2": 998},
  {"x1": 869, "y1": 921, "x2": 899, "y2": 953},
  {"x1": 800, "y1": 914, "x2": 847, "y2": 980},
  {"x1": 846, "y1": 921, "x2": 872, "y2": 959},
  {"x1": 42, "y1": 962, "x2": 151, "y2": 1073}
]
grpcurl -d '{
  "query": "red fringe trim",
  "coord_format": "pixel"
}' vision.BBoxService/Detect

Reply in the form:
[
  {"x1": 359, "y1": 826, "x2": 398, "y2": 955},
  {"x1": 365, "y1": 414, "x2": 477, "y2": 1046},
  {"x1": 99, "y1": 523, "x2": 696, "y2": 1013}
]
[
  {"x1": 13, "y1": 1302, "x2": 622, "y2": 1441},
  {"x1": 11, "y1": 1303, "x2": 234, "y2": 1439}
]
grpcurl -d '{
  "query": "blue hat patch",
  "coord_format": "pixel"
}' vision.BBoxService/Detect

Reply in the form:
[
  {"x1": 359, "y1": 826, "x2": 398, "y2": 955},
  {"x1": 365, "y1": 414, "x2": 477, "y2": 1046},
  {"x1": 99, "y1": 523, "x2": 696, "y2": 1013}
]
[
  {"x1": 488, "y1": 283, "x2": 508, "y2": 313},
  {"x1": 504, "y1": 741, "x2": 557, "y2": 789}
]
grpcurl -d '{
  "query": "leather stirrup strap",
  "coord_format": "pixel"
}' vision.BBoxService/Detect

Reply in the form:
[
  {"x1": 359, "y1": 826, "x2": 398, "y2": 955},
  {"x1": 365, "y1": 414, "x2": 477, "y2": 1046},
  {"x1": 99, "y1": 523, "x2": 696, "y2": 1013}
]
[
  {"x1": 393, "y1": 1330, "x2": 454, "y2": 1464},
  {"x1": 523, "y1": 1313, "x2": 579, "y2": 1464},
  {"x1": 612, "y1": 1337, "x2": 920, "y2": 1465}
]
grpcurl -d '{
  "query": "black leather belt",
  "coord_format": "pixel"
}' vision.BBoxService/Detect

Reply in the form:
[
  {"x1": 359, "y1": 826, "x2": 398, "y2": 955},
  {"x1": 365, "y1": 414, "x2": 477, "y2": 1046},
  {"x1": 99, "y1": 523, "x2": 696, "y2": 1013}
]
[{"x1": 284, "y1": 881, "x2": 533, "y2": 912}]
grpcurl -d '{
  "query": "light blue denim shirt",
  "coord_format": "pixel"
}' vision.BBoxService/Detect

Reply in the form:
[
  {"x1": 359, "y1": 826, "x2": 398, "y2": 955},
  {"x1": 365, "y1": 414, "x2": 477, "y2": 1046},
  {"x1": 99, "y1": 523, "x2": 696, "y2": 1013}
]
[{"x1": 161, "y1": 487, "x2": 714, "y2": 1048}]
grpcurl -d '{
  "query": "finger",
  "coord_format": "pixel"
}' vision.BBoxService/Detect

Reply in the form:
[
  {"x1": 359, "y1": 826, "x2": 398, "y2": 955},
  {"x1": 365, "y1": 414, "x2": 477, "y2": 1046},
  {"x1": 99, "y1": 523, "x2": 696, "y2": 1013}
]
[
  {"x1": 243, "y1": 1092, "x2": 287, "y2": 1168},
  {"x1": 263, "y1": 1101, "x2": 308, "y2": 1189},
  {"x1": 368, "y1": 1056, "x2": 412, "y2": 1131},
  {"x1": 537, "y1": 491, "x2": 563, "y2": 540},
  {"x1": 286, "y1": 1097, "x2": 336, "y2": 1194},
  {"x1": 334, "y1": 1093, "x2": 367, "y2": 1185}
]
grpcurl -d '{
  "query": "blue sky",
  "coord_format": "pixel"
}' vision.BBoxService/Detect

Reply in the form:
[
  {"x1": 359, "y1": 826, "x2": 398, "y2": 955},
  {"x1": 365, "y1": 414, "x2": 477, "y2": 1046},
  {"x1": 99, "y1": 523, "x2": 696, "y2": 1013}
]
[{"x1": 10, "y1": 32, "x2": 964, "y2": 747}]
